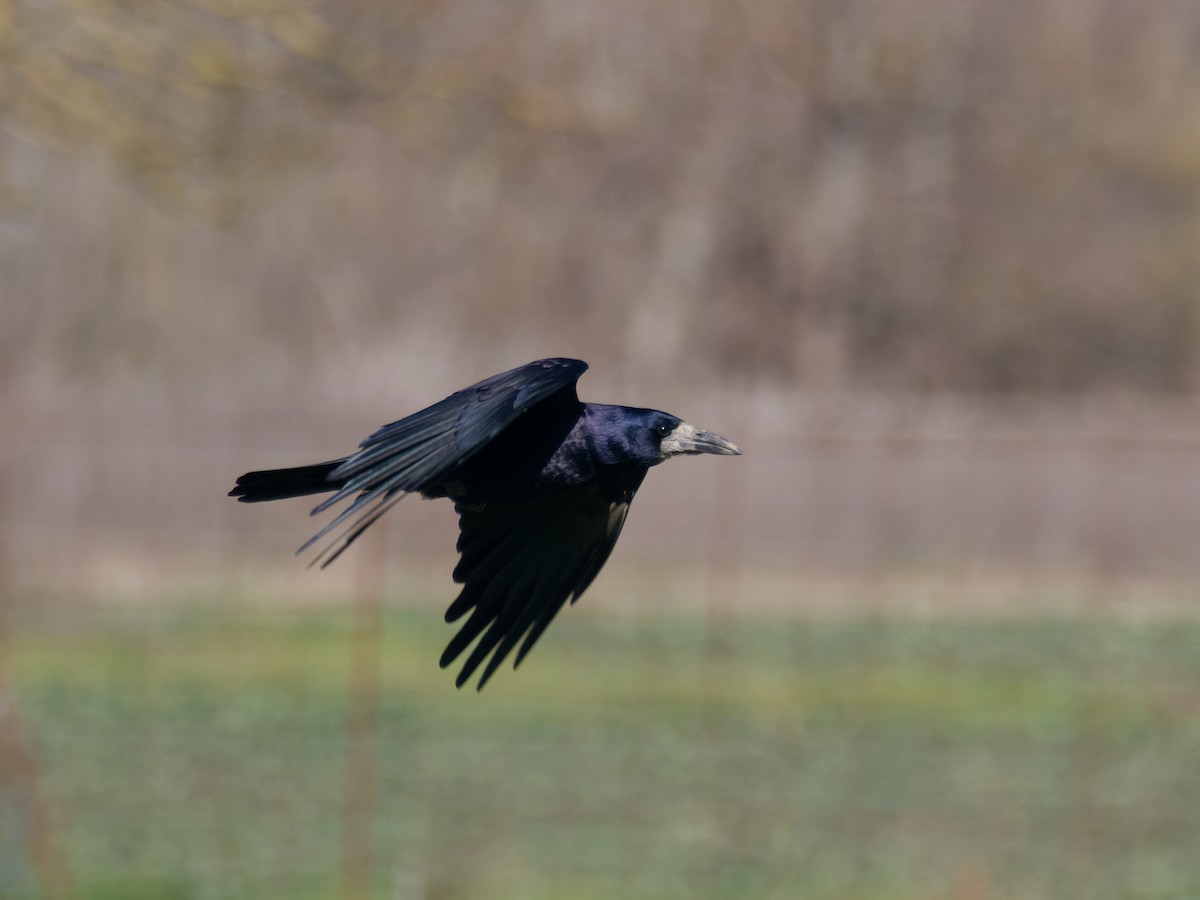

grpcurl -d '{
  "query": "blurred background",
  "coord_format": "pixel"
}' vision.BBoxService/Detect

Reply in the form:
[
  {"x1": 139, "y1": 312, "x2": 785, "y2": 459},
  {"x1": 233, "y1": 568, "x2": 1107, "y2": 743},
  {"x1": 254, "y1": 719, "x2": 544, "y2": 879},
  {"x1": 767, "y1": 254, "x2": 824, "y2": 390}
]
[{"x1": 2, "y1": 1, "x2": 1200, "y2": 897}]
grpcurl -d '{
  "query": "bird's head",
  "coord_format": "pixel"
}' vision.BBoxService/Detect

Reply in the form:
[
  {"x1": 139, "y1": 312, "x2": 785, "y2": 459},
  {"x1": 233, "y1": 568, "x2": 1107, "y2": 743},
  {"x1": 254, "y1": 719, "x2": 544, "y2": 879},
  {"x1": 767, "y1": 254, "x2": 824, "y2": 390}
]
[
  {"x1": 651, "y1": 413, "x2": 742, "y2": 462},
  {"x1": 593, "y1": 406, "x2": 741, "y2": 467}
]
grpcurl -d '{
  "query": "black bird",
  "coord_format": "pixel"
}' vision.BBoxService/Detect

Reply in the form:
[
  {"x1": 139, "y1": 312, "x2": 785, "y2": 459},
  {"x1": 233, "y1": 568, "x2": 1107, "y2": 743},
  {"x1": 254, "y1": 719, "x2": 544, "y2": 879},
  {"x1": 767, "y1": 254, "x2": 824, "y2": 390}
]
[{"x1": 230, "y1": 358, "x2": 740, "y2": 689}]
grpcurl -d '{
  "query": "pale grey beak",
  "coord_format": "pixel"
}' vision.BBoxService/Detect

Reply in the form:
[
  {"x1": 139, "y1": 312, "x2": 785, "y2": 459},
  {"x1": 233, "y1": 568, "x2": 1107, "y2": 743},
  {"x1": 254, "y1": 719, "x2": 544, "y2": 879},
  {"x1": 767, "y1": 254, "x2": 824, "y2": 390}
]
[{"x1": 661, "y1": 422, "x2": 742, "y2": 458}]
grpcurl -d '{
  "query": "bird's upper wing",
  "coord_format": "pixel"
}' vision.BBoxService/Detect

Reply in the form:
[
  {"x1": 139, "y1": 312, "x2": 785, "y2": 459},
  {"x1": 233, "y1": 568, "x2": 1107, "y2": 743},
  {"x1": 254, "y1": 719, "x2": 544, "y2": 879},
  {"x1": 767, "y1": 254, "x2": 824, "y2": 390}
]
[
  {"x1": 440, "y1": 483, "x2": 635, "y2": 689},
  {"x1": 302, "y1": 358, "x2": 587, "y2": 567}
]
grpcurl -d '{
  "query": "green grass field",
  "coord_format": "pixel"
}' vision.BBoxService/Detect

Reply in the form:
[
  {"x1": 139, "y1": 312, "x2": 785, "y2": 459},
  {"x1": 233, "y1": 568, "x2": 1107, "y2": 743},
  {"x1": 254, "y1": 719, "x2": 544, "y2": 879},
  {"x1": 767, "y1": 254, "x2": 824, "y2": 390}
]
[{"x1": 3, "y1": 600, "x2": 1199, "y2": 899}]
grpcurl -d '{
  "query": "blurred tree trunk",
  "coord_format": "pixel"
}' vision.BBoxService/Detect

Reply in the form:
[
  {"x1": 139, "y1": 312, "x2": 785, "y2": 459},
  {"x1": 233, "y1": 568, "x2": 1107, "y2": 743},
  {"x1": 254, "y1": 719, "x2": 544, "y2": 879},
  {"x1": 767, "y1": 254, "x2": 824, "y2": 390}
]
[{"x1": 0, "y1": 378, "x2": 74, "y2": 900}]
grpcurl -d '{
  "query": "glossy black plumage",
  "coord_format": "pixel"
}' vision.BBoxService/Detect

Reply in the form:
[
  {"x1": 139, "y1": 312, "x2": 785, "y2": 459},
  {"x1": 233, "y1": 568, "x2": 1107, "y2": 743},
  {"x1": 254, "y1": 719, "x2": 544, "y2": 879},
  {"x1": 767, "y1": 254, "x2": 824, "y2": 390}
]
[{"x1": 230, "y1": 358, "x2": 740, "y2": 689}]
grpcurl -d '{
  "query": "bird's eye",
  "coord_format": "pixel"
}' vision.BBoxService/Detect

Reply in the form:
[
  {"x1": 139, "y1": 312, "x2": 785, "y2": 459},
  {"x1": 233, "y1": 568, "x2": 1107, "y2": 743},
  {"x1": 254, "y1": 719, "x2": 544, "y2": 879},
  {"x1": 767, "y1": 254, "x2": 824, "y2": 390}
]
[{"x1": 655, "y1": 422, "x2": 672, "y2": 437}]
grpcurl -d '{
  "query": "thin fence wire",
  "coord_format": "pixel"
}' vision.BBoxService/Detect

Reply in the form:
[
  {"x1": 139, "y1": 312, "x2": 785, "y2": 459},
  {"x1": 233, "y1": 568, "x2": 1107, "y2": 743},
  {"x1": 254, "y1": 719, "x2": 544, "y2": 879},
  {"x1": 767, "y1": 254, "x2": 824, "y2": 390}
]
[{"x1": 9, "y1": 388, "x2": 1200, "y2": 608}]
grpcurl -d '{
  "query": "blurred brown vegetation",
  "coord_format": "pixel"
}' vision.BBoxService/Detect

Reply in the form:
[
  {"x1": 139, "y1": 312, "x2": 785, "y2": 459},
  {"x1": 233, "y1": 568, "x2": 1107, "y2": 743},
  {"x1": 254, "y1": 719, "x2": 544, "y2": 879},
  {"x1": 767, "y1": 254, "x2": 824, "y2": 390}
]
[
  {"x1": 1, "y1": 0, "x2": 1200, "y2": 600},
  {"x1": 3, "y1": 0, "x2": 1200, "y2": 393}
]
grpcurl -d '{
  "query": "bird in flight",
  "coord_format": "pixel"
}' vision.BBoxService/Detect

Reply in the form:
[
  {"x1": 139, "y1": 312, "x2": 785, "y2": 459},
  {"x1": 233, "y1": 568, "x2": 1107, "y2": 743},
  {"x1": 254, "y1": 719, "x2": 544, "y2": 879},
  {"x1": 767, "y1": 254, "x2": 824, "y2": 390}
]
[{"x1": 230, "y1": 358, "x2": 740, "y2": 689}]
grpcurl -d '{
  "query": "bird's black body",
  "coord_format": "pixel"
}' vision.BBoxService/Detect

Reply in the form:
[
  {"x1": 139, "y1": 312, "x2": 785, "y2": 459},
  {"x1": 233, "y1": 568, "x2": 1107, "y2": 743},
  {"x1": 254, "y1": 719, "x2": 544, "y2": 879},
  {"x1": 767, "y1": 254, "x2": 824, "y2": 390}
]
[{"x1": 230, "y1": 358, "x2": 739, "y2": 688}]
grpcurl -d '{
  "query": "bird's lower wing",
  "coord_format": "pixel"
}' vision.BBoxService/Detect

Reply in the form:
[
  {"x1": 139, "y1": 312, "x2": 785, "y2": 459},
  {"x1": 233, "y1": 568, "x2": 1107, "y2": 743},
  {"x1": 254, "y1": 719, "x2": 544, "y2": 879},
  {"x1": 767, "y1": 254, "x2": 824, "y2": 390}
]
[
  {"x1": 441, "y1": 487, "x2": 631, "y2": 689},
  {"x1": 300, "y1": 358, "x2": 587, "y2": 567}
]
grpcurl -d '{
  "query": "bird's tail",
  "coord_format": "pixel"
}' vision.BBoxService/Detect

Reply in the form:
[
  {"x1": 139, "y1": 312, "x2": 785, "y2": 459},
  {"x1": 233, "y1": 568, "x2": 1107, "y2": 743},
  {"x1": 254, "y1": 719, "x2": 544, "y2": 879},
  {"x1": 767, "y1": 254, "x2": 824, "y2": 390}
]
[{"x1": 228, "y1": 459, "x2": 347, "y2": 503}]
